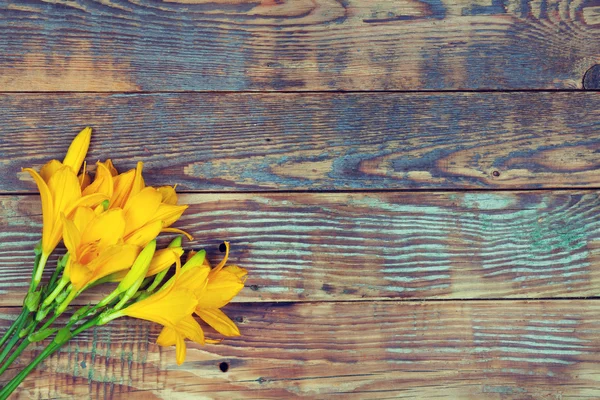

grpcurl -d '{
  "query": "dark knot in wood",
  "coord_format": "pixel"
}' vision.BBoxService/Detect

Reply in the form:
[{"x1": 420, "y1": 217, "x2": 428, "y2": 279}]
[{"x1": 583, "y1": 65, "x2": 600, "y2": 90}]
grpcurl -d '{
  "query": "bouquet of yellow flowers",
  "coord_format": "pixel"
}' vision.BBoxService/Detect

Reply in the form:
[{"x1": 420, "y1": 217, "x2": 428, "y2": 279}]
[{"x1": 0, "y1": 128, "x2": 247, "y2": 398}]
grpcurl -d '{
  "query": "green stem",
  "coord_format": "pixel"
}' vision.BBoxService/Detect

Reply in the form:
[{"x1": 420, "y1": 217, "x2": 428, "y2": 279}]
[
  {"x1": 0, "y1": 313, "x2": 28, "y2": 366},
  {"x1": 27, "y1": 252, "x2": 42, "y2": 293},
  {"x1": 0, "y1": 338, "x2": 30, "y2": 377},
  {"x1": 0, "y1": 314, "x2": 102, "y2": 399},
  {"x1": 0, "y1": 309, "x2": 27, "y2": 349},
  {"x1": 31, "y1": 252, "x2": 48, "y2": 292},
  {"x1": 0, "y1": 340, "x2": 61, "y2": 400}
]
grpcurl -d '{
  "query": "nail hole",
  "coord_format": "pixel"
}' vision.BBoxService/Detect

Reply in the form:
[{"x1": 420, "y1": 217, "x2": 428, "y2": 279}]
[
  {"x1": 583, "y1": 64, "x2": 600, "y2": 90},
  {"x1": 219, "y1": 362, "x2": 229, "y2": 372},
  {"x1": 219, "y1": 243, "x2": 227, "y2": 252},
  {"x1": 250, "y1": 284, "x2": 259, "y2": 291},
  {"x1": 265, "y1": 138, "x2": 272, "y2": 142},
  {"x1": 234, "y1": 316, "x2": 244, "y2": 323},
  {"x1": 492, "y1": 170, "x2": 500, "y2": 177}
]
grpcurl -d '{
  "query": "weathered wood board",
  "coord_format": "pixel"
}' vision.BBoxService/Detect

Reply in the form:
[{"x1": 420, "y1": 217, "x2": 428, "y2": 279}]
[
  {"x1": 1, "y1": 0, "x2": 599, "y2": 91},
  {"x1": 1, "y1": 301, "x2": 599, "y2": 399},
  {"x1": 2, "y1": 190, "x2": 600, "y2": 305},
  {"x1": 2, "y1": 93, "x2": 600, "y2": 192}
]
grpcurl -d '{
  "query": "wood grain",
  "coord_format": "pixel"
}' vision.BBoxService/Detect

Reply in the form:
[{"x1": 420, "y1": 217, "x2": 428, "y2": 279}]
[
  {"x1": 2, "y1": 300, "x2": 600, "y2": 399},
  {"x1": 2, "y1": 190, "x2": 600, "y2": 305},
  {"x1": 1, "y1": 0, "x2": 599, "y2": 91},
  {"x1": 2, "y1": 92, "x2": 600, "y2": 192}
]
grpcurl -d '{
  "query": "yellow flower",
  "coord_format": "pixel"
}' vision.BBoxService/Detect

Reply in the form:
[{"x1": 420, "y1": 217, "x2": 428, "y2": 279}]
[
  {"x1": 62, "y1": 207, "x2": 138, "y2": 291},
  {"x1": 195, "y1": 242, "x2": 247, "y2": 337},
  {"x1": 82, "y1": 160, "x2": 191, "y2": 244},
  {"x1": 155, "y1": 243, "x2": 247, "y2": 364},
  {"x1": 156, "y1": 315, "x2": 205, "y2": 365},
  {"x1": 23, "y1": 128, "x2": 107, "y2": 284},
  {"x1": 105, "y1": 265, "x2": 210, "y2": 364}
]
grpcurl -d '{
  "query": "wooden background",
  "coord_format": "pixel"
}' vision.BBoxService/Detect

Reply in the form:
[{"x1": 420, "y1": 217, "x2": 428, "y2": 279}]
[{"x1": 1, "y1": 0, "x2": 600, "y2": 398}]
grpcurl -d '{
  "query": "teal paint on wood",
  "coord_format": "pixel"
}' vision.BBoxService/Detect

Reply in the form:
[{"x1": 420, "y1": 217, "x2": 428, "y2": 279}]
[
  {"x1": 2, "y1": 301, "x2": 600, "y2": 398},
  {"x1": 1, "y1": 93, "x2": 600, "y2": 192},
  {"x1": 1, "y1": 191, "x2": 600, "y2": 304}
]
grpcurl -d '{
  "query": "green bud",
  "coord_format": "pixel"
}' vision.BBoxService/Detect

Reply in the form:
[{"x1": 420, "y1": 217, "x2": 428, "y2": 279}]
[
  {"x1": 29, "y1": 328, "x2": 57, "y2": 343},
  {"x1": 36, "y1": 306, "x2": 51, "y2": 322},
  {"x1": 57, "y1": 253, "x2": 70, "y2": 271},
  {"x1": 25, "y1": 291, "x2": 41, "y2": 312},
  {"x1": 55, "y1": 284, "x2": 73, "y2": 305},
  {"x1": 34, "y1": 241, "x2": 42, "y2": 256},
  {"x1": 182, "y1": 249, "x2": 206, "y2": 272},
  {"x1": 168, "y1": 236, "x2": 183, "y2": 248},
  {"x1": 69, "y1": 305, "x2": 91, "y2": 323},
  {"x1": 54, "y1": 327, "x2": 72, "y2": 345},
  {"x1": 101, "y1": 199, "x2": 110, "y2": 211},
  {"x1": 117, "y1": 240, "x2": 156, "y2": 294}
]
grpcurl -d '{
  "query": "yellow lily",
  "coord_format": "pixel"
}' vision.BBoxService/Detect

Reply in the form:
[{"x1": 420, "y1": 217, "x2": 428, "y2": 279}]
[
  {"x1": 195, "y1": 242, "x2": 247, "y2": 337},
  {"x1": 82, "y1": 160, "x2": 191, "y2": 244},
  {"x1": 156, "y1": 243, "x2": 246, "y2": 364},
  {"x1": 23, "y1": 128, "x2": 106, "y2": 285},
  {"x1": 100, "y1": 265, "x2": 209, "y2": 364},
  {"x1": 62, "y1": 207, "x2": 139, "y2": 291}
]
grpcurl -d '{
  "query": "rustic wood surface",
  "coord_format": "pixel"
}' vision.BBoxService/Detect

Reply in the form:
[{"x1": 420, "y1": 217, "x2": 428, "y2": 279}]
[
  {"x1": 2, "y1": 191, "x2": 600, "y2": 306},
  {"x1": 2, "y1": 93, "x2": 600, "y2": 192},
  {"x1": 1, "y1": 0, "x2": 599, "y2": 91},
  {"x1": 1, "y1": 301, "x2": 600, "y2": 399},
  {"x1": 2, "y1": 0, "x2": 600, "y2": 397}
]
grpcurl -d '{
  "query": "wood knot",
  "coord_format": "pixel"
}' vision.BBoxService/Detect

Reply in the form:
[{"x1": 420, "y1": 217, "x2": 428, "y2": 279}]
[{"x1": 583, "y1": 65, "x2": 600, "y2": 90}]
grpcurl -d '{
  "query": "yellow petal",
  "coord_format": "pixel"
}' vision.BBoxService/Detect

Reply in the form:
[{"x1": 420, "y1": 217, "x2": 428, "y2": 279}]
[
  {"x1": 122, "y1": 288, "x2": 197, "y2": 328},
  {"x1": 23, "y1": 168, "x2": 54, "y2": 255},
  {"x1": 157, "y1": 326, "x2": 177, "y2": 346},
  {"x1": 198, "y1": 269, "x2": 244, "y2": 309},
  {"x1": 175, "y1": 333, "x2": 186, "y2": 365},
  {"x1": 40, "y1": 160, "x2": 63, "y2": 182},
  {"x1": 62, "y1": 216, "x2": 81, "y2": 257},
  {"x1": 64, "y1": 193, "x2": 108, "y2": 217},
  {"x1": 177, "y1": 315, "x2": 205, "y2": 345},
  {"x1": 63, "y1": 127, "x2": 91, "y2": 174},
  {"x1": 81, "y1": 208, "x2": 126, "y2": 249},
  {"x1": 66, "y1": 259, "x2": 90, "y2": 290},
  {"x1": 156, "y1": 315, "x2": 205, "y2": 365},
  {"x1": 82, "y1": 162, "x2": 114, "y2": 198},
  {"x1": 111, "y1": 169, "x2": 136, "y2": 208},
  {"x1": 157, "y1": 186, "x2": 178, "y2": 205},
  {"x1": 125, "y1": 220, "x2": 163, "y2": 247},
  {"x1": 123, "y1": 187, "x2": 163, "y2": 235},
  {"x1": 196, "y1": 308, "x2": 240, "y2": 337},
  {"x1": 147, "y1": 247, "x2": 184, "y2": 276},
  {"x1": 148, "y1": 204, "x2": 188, "y2": 229},
  {"x1": 72, "y1": 244, "x2": 139, "y2": 290},
  {"x1": 71, "y1": 206, "x2": 96, "y2": 233},
  {"x1": 101, "y1": 159, "x2": 118, "y2": 176},
  {"x1": 47, "y1": 166, "x2": 82, "y2": 217},
  {"x1": 178, "y1": 264, "x2": 210, "y2": 293},
  {"x1": 79, "y1": 172, "x2": 91, "y2": 191},
  {"x1": 130, "y1": 161, "x2": 145, "y2": 199},
  {"x1": 222, "y1": 265, "x2": 248, "y2": 281}
]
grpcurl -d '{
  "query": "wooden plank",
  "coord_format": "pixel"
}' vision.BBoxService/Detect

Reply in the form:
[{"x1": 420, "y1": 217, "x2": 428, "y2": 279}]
[
  {"x1": 2, "y1": 190, "x2": 600, "y2": 305},
  {"x1": 2, "y1": 92, "x2": 600, "y2": 192},
  {"x1": 1, "y1": 300, "x2": 599, "y2": 398},
  {"x1": 1, "y1": 1, "x2": 598, "y2": 91}
]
